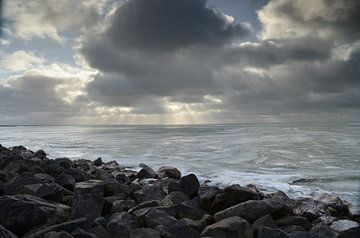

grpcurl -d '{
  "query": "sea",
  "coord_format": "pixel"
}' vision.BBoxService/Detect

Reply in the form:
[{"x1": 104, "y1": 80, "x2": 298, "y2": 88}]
[{"x1": 0, "y1": 122, "x2": 359, "y2": 213}]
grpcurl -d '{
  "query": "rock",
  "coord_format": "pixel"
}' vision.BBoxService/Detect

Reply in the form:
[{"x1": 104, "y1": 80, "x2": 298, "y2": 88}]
[
  {"x1": 198, "y1": 185, "x2": 222, "y2": 211},
  {"x1": 317, "y1": 193, "x2": 350, "y2": 216},
  {"x1": 72, "y1": 180, "x2": 104, "y2": 222},
  {"x1": 161, "y1": 191, "x2": 190, "y2": 206},
  {"x1": 112, "y1": 172, "x2": 129, "y2": 184},
  {"x1": 0, "y1": 224, "x2": 17, "y2": 238},
  {"x1": 3, "y1": 172, "x2": 42, "y2": 195},
  {"x1": 252, "y1": 215, "x2": 277, "y2": 234},
  {"x1": 71, "y1": 228, "x2": 97, "y2": 238},
  {"x1": 25, "y1": 218, "x2": 88, "y2": 238},
  {"x1": 93, "y1": 157, "x2": 103, "y2": 166},
  {"x1": 55, "y1": 173, "x2": 76, "y2": 191},
  {"x1": 157, "y1": 219, "x2": 200, "y2": 238},
  {"x1": 65, "y1": 168, "x2": 92, "y2": 183},
  {"x1": 128, "y1": 200, "x2": 160, "y2": 213},
  {"x1": 293, "y1": 198, "x2": 333, "y2": 220},
  {"x1": 131, "y1": 182, "x2": 165, "y2": 203},
  {"x1": 0, "y1": 195, "x2": 71, "y2": 236},
  {"x1": 129, "y1": 228, "x2": 161, "y2": 238},
  {"x1": 136, "y1": 164, "x2": 158, "y2": 180},
  {"x1": 34, "y1": 173, "x2": 55, "y2": 183},
  {"x1": 258, "y1": 227, "x2": 290, "y2": 238},
  {"x1": 166, "y1": 179, "x2": 182, "y2": 193},
  {"x1": 210, "y1": 184, "x2": 260, "y2": 213},
  {"x1": 276, "y1": 216, "x2": 312, "y2": 230},
  {"x1": 20, "y1": 181, "x2": 71, "y2": 203},
  {"x1": 214, "y1": 194, "x2": 292, "y2": 223},
  {"x1": 55, "y1": 158, "x2": 74, "y2": 170},
  {"x1": 34, "y1": 150, "x2": 47, "y2": 160},
  {"x1": 107, "y1": 212, "x2": 135, "y2": 238},
  {"x1": 180, "y1": 174, "x2": 200, "y2": 198},
  {"x1": 94, "y1": 216, "x2": 107, "y2": 227},
  {"x1": 314, "y1": 216, "x2": 337, "y2": 225},
  {"x1": 330, "y1": 219, "x2": 359, "y2": 233},
  {"x1": 101, "y1": 160, "x2": 124, "y2": 173},
  {"x1": 103, "y1": 194, "x2": 128, "y2": 215},
  {"x1": 201, "y1": 216, "x2": 252, "y2": 238},
  {"x1": 43, "y1": 231, "x2": 74, "y2": 238},
  {"x1": 339, "y1": 226, "x2": 360, "y2": 238},
  {"x1": 43, "y1": 161, "x2": 66, "y2": 177},
  {"x1": 310, "y1": 223, "x2": 339, "y2": 238},
  {"x1": 157, "y1": 166, "x2": 181, "y2": 179},
  {"x1": 112, "y1": 199, "x2": 137, "y2": 213},
  {"x1": 88, "y1": 225, "x2": 108, "y2": 238}
]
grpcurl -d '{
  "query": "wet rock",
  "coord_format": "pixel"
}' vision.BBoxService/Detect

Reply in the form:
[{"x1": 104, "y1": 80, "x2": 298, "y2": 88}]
[
  {"x1": 34, "y1": 173, "x2": 55, "y2": 183},
  {"x1": 330, "y1": 219, "x2": 359, "y2": 233},
  {"x1": 214, "y1": 193, "x2": 292, "y2": 223},
  {"x1": 198, "y1": 185, "x2": 222, "y2": 211},
  {"x1": 129, "y1": 228, "x2": 161, "y2": 238},
  {"x1": 43, "y1": 231, "x2": 74, "y2": 238},
  {"x1": 101, "y1": 161, "x2": 124, "y2": 174},
  {"x1": 276, "y1": 216, "x2": 312, "y2": 230},
  {"x1": 310, "y1": 223, "x2": 339, "y2": 238},
  {"x1": 201, "y1": 216, "x2": 251, "y2": 238},
  {"x1": 25, "y1": 217, "x2": 88, "y2": 238},
  {"x1": 72, "y1": 180, "x2": 104, "y2": 222},
  {"x1": 180, "y1": 174, "x2": 200, "y2": 198},
  {"x1": 210, "y1": 184, "x2": 260, "y2": 213},
  {"x1": 0, "y1": 224, "x2": 17, "y2": 238},
  {"x1": 159, "y1": 203, "x2": 206, "y2": 220},
  {"x1": 293, "y1": 198, "x2": 333, "y2": 220},
  {"x1": 3, "y1": 172, "x2": 42, "y2": 195},
  {"x1": 103, "y1": 194, "x2": 128, "y2": 215},
  {"x1": 157, "y1": 166, "x2": 181, "y2": 179},
  {"x1": 35, "y1": 150, "x2": 47, "y2": 160},
  {"x1": 252, "y1": 214, "x2": 277, "y2": 234},
  {"x1": 107, "y1": 212, "x2": 135, "y2": 238},
  {"x1": 65, "y1": 168, "x2": 92, "y2": 183},
  {"x1": 93, "y1": 157, "x2": 103, "y2": 166},
  {"x1": 132, "y1": 182, "x2": 165, "y2": 203},
  {"x1": 56, "y1": 173, "x2": 76, "y2": 191},
  {"x1": 0, "y1": 195, "x2": 71, "y2": 236},
  {"x1": 161, "y1": 191, "x2": 190, "y2": 206},
  {"x1": 112, "y1": 172, "x2": 129, "y2": 184},
  {"x1": 112, "y1": 199, "x2": 137, "y2": 213},
  {"x1": 20, "y1": 181, "x2": 72, "y2": 203},
  {"x1": 136, "y1": 164, "x2": 158, "y2": 180},
  {"x1": 128, "y1": 200, "x2": 160, "y2": 213},
  {"x1": 54, "y1": 158, "x2": 74, "y2": 170},
  {"x1": 317, "y1": 194, "x2": 350, "y2": 216},
  {"x1": 71, "y1": 228, "x2": 97, "y2": 238},
  {"x1": 258, "y1": 227, "x2": 290, "y2": 238}
]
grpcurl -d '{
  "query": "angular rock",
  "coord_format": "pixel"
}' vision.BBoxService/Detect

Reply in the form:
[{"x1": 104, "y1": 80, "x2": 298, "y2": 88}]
[
  {"x1": 136, "y1": 164, "x2": 157, "y2": 180},
  {"x1": 258, "y1": 227, "x2": 290, "y2": 238},
  {"x1": 3, "y1": 172, "x2": 42, "y2": 195},
  {"x1": 0, "y1": 195, "x2": 70, "y2": 236},
  {"x1": 310, "y1": 223, "x2": 339, "y2": 238},
  {"x1": 34, "y1": 173, "x2": 55, "y2": 183},
  {"x1": 330, "y1": 219, "x2": 359, "y2": 233},
  {"x1": 252, "y1": 214, "x2": 277, "y2": 233},
  {"x1": 201, "y1": 216, "x2": 252, "y2": 238},
  {"x1": 157, "y1": 166, "x2": 181, "y2": 179},
  {"x1": 112, "y1": 199, "x2": 137, "y2": 213},
  {"x1": 276, "y1": 216, "x2": 312, "y2": 230},
  {"x1": 71, "y1": 228, "x2": 97, "y2": 238},
  {"x1": 198, "y1": 185, "x2": 223, "y2": 211},
  {"x1": 93, "y1": 157, "x2": 103, "y2": 166},
  {"x1": 131, "y1": 183, "x2": 165, "y2": 203},
  {"x1": 112, "y1": 172, "x2": 129, "y2": 184},
  {"x1": 56, "y1": 173, "x2": 76, "y2": 191},
  {"x1": 161, "y1": 191, "x2": 190, "y2": 206},
  {"x1": 128, "y1": 200, "x2": 160, "y2": 213},
  {"x1": 129, "y1": 228, "x2": 161, "y2": 238},
  {"x1": 43, "y1": 231, "x2": 73, "y2": 238},
  {"x1": 54, "y1": 158, "x2": 74, "y2": 170},
  {"x1": 210, "y1": 184, "x2": 260, "y2": 213},
  {"x1": 72, "y1": 180, "x2": 104, "y2": 222},
  {"x1": 103, "y1": 194, "x2": 128, "y2": 215},
  {"x1": 180, "y1": 174, "x2": 200, "y2": 198},
  {"x1": 107, "y1": 212, "x2": 135, "y2": 238},
  {"x1": 65, "y1": 168, "x2": 92, "y2": 183},
  {"x1": 20, "y1": 182, "x2": 71, "y2": 203},
  {"x1": 0, "y1": 224, "x2": 17, "y2": 238},
  {"x1": 25, "y1": 218, "x2": 88, "y2": 238}
]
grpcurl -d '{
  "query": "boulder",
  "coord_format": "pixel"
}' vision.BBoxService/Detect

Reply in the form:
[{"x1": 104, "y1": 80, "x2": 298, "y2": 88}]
[
  {"x1": 103, "y1": 194, "x2": 128, "y2": 215},
  {"x1": 0, "y1": 195, "x2": 71, "y2": 236},
  {"x1": 292, "y1": 198, "x2": 333, "y2": 220},
  {"x1": 131, "y1": 183, "x2": 165, "y2": 203},
  {"x1": 107, "y1": 212, "x2": 135, "y2": 238},
  {"x1": 101, "y1": 161, "x2": 124, "y2": 173},
  {"x1": 161, "y1": 191, "x2": 190, "y2": 206},
  {"x1": 43, "y1": 231, "x2": 74, "y2": 238},
  {"x1": 0, "y1": 224, "x2": 17, "y2": 238},
  {"x1": 214, "y1": 193, "x2": 292, "y2": 223},
  {"x1": 258, "y1": 227, "x2": 290, "y2": 238},
  {"x1": 330, "y1": 219, "x2": 359, "y2": 233},
  {"x1": 157, "y1": 166, "x2": 181, "y2": 179},
  {"x1": 136, "y1": 164, "x2": 158, "y2": 180},
  {"x1": 54, "y1": 158, "x2": 74, "y2": 170},
  {"x1": 198, "y1": 185, "x2": 222, "y2": 211},
  {"x1": 252, "y1": 214, "x2": 277, "y2": 234},
  {"x1": 112, "y1": 172, "x2": 130, "y2": 184},
  {"x1": 180, "y1": 174, "x2": 200, "y2": 198},
  {"x1": 20, "y1": 181, "x2": 72, "y2": 203},
  {"x1": 112, "y1": 199, "x2": 137, "y2": 213},
  {"x1": 93, "y1": 158, "x2": 103, "y2": 166},
  {"x1": 129, "y1": 228, "x2": 161, "y2": 238},
  {"x1": 71, "y1": 228, "x2": 97, "y2": 238},
  {"x1": 25, "y1": 218, "x2": 88, "y2": 238},
  {"x1": 72, "y1": 180, "x2": 104, "y2": 222},
  {"x1": 34, "y1": 173, "x2": 55, "y2": 183},
  {"x1": 128, "y1": 200, "x2": 160, "y2": 213},
  {"x1": 310, "y1": 223, "x2": 339, "y2": 238},
  {"x1": 65, "y1": 168, "x2": 92, "y2": 183},
  {"x1": 159, "y1": 203, "x2": 207, "y2": 220},
  {"x1": 201, "y1": 216, "x2": 252, "y2": 238},
  {"x1": 210, "y1": 184, "x2": 260, "y2": 213},
  {"x1": 3, "y1": 172, "x2": 42, "y2": 195},
  {"x1": 55, "y1": 173, "x2": 76, "y2": 191},
  {"x1": 276, "y1": 216, "x2": 312, "y2": 230}
]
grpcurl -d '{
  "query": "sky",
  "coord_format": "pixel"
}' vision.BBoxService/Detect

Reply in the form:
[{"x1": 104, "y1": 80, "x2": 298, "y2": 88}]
[{"x1": 0, "y1": 0, "x2": 359, "y2": 125}]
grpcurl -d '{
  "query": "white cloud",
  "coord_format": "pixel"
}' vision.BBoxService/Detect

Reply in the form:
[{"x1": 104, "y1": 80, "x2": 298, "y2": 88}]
[{"x1": 0, "y1": 51, "x2": 46, "y2": 71}]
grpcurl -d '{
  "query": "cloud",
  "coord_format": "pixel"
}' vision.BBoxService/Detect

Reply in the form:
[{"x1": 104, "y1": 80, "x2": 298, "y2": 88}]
[
  {"x1": 3, "y1": 0, "x2": 110, "y2": 42},
  {"x1": 0, "y1": 51, "x2": 45, "y2": 71}
]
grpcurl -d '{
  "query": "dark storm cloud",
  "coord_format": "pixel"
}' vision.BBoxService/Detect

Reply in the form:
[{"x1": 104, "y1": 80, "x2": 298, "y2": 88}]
[{"x1": 106, "y1": 0, "x2": 249, "y2": 52}]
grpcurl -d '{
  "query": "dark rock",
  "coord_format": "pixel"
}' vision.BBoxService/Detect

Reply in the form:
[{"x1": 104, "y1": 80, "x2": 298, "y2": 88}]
[
  {"x1": 0, "y1": 195, "x2": 70, "y2": 236},
  {"x1": 136, "y1": 164, "x2": 157, "y2": 180},
  {"x1": 276, "y1": 216, "x2": 312, "y2": 230},
  {"x1": 112, "y1": 199, "x2": 137, "y2": 213},
  {"x1": 3, "y1": 172, "x2": 42, "y2": 195},
  {"x1": 101, "y1": 161, "x2": 124, "y2": 173},
  {"x1": 34, "y1": 173, "x2": 55, "y2": 183},
  {"x1": 310, "y1": 223, "x2": 339, "y2": 238},
  {"x1": 191, "y1": 213, "x2": 214, "y2": 231},
  {"x1": 129, "y1": 228, "x2": 161, "y2": 238},
  {"x1": 93, "y1": 157, "x2": 103, "y2": 166},
  {"x1": 161, "y1": 191, "x2": 190, "y2": 206},
  {"x1": 25, "y1": 217, "x2": 88, "y2": 238},
  {"x1": 252, "y1": 214, "x2": 277, "y2": 234},
  {"x1": 103, "y1": 194, "x2": 128, "y2": 215},
  {"x1": 65, "y1": 168, "x2": 92, "y2": 183},
  {"x1": 88, "y1": 225, "x2": 108, "y2": 238},
  {"x1": 72, "y1": 180, "x2": 104, "y2": 222},
  {"x1": 131, "y1": 182, "x2": 165, "y2": 203},
  {"x1": 180, "y1": 174, "x2": 200, "y2": 198},
  {"x1": 56, "y1": 173, "x2": 76, "y2": 191},
  {"x1": 317, "y1": 194, "x2": 350, "y2": 217},
  {"x1": 107, "y1": 212, "x2": 135, "y2": 238},
  {"x1": 104, "y1": 181, "x2": 130, "y2": 197},
  {"x1": 258, "y1": 227, "x2": 290, "y2": 238},
  {"x1": 157, "y1": 166, "x2": 181, "y2": 179},
  {"x1": 43, "y1": 231, "x2": 74, "y2": 238},
  {"x1": 201, "y1": 216, "x2": 252, "y2": 238},
  {"x1": 339, "y1": 226, "x2": 360, "y2": 238},
  {"x1": 55, "y1": 158, "x2": 74, "y2": 170},
  {"x1": 112, "y1": 172, "x2": 129, "y2": 184},
  {"x1": 0, "y1": 224, "x2": 17, "y2": 238},
  {"x1": 159, "y1": 203, "x2": 207, "y2": 220},
  {"x1": 43, "y1": 161, "x2": 65, "y2": 177},
  {"x1": 94, "y1": 216, "x2": 107, "y2": 227},
  {"x1": 128, "y1": 200, "x2": 160, "y2": 213},
  {"x1": 198, "y1": 185, "x2": 222, "y2": 211},
  {"x1": 71, "y1": 228, "x2": 97, "y2": 238},
  {"x1": 157, "y1": 219, "x2": 200, "y2": 238},
  {"x1": 214, "y1": 193, "x2": 293, "y2": 223},
  {"x1": 314, "y1": 216, "x2": 337, "y2": 225},
  {"x1": 34, "y1": 150, "x2": 47, "y2": 160},
  {"x1": 210, "y1": 184, "x2": 260, "y2": 213},
  {"x1": 282, "y1": 225, "x2": 305, "y2": 234},
  {"x1": 20, "y1": 181, "x2": 72, "y2": 203},
  {"x1": 292, "y1": 198, "x2": 337, "y2": 221}
]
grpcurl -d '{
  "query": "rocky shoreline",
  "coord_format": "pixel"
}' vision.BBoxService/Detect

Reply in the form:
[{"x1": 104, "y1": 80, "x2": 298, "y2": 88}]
[{"x1": 0, "y1": 145, "x2": 359, "y2": 238}]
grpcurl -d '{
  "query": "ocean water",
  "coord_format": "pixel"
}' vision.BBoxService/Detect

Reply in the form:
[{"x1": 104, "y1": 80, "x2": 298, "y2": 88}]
[{"x1": 0, "y1": 122, "x2": 359, "y2": 212}]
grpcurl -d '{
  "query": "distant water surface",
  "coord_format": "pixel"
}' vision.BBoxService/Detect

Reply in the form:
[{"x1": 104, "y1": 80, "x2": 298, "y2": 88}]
[{"x1": 0, "y1": 122, "x2": 359, "y2": 212}]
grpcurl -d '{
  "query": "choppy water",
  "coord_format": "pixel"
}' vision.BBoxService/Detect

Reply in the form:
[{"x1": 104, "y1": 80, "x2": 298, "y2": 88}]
[{"x1": 0, "y1": 123, "x2": 359, "y2": 212}]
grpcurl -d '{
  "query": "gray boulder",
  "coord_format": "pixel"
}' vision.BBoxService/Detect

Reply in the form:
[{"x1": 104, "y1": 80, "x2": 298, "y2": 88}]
[
  {"x1": 136, "y1": 164, "x2": 157, "y2": 180},
  {"x1": 157, "y1": 166, "x2": 181, "y2": 179},
  {"x1": 180, "y1": 174, "x2": 200, "y2": 198},
  {"x1": 198, "y1": 185, "x2": 223, "y2": 211},
  {"x1": 129, "y1": 228, "x2": 161, "y2": 238},
  {"x1": 276, "y1": 216, "x2": 312, "y2": 230},
  {"x1": 107, "y1": 212, "x2": 136, "y2": 238},
  {"x1": 201, "y1": 216, "x2": 252, "y2": 238},
  {"x1": 258, "y1": 227, "x2": 289, "y2": 238},
  {"x1": 72, "y1": 180, "x2": 104, "y2": 222},
  {"x1": 0, "y1": 224, "x2": 17, "y2": 238},
  {"x1": 43, "y1": 231, "x2": 73, "y2": 238}
]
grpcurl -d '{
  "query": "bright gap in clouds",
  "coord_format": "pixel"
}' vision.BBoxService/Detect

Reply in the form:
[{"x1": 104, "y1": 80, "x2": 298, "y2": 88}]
[{"x1": 1, "y1": 0, "x2": 360, "y2": 125}]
